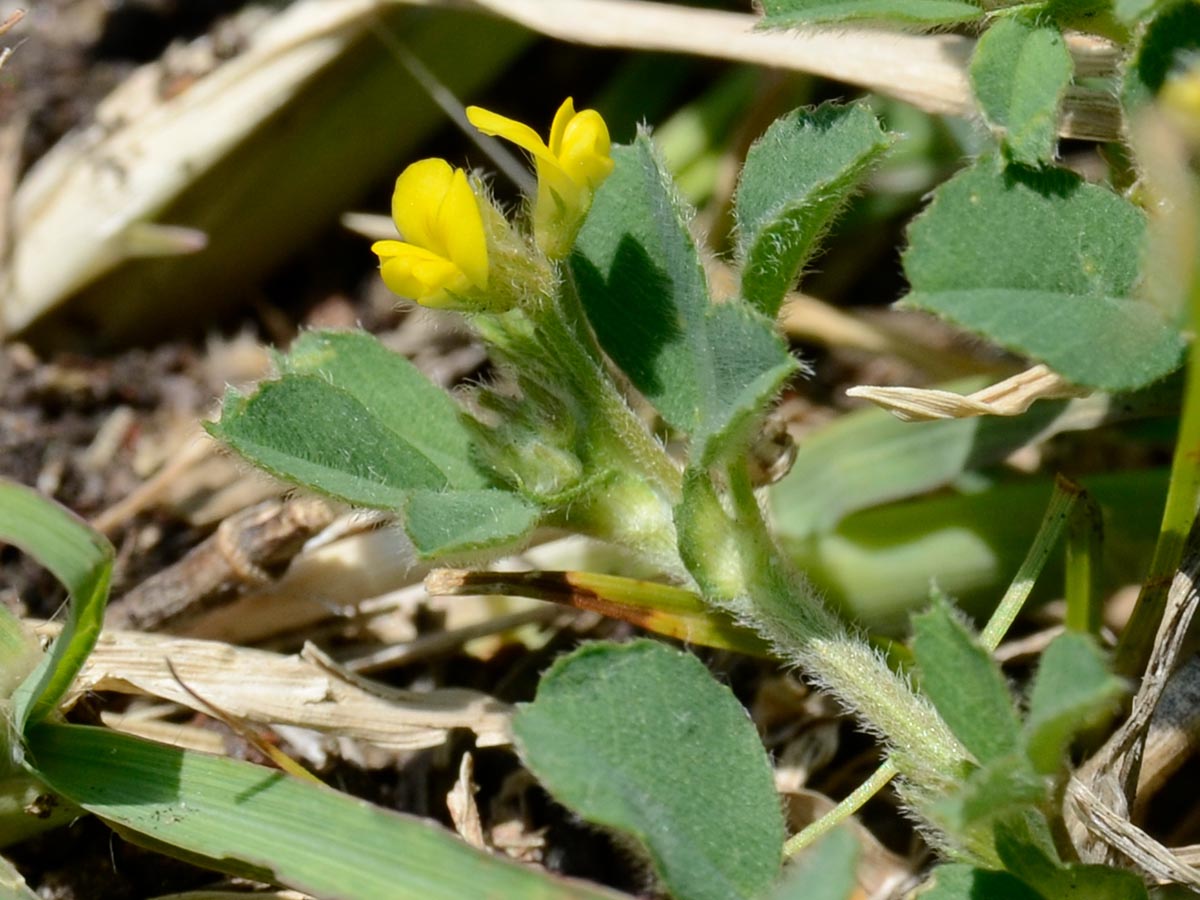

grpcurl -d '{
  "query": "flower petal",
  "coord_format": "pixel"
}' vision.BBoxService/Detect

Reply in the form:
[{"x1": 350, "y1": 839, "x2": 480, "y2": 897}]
[
  {"x1": 559, "y1": 109, "x2": 614, "y2": 191},
  {"x1": 436, "y1": 168, "x2": 489, "y2": 289},
  {"x1": 547, "y1": 97, "x2": 577, "y2": 157},
  {"x1": 372, "y1": 240, "x2": 469, "y2": 307},
  {"x1": 391, "y1": 159, "x2": 456, "y2": 253},
  {"x1": 466, "y1": 106, "x2": 557, "y2": 166}
]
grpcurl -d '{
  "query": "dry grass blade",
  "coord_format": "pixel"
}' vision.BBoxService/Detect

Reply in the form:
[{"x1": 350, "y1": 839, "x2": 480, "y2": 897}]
[
  {"x1": 1066, "y1": 523, "x2": 1200, "y2": 887},
  {"x1": 63, "y1": 627, "x2": 513, "y2": 751},
  {"x1": 847, "y1": 364, "x2": 1089, "y2": 422},
  {"x1": 401, "y1": 0, "x2": 1119, "y2": 139}
]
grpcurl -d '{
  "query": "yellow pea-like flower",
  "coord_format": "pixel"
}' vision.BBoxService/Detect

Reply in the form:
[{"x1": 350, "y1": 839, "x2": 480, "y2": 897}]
[
  {"x1": 371, "y1": 158, "x2": 489, "y2": 309},
  {"x1": 466, "y1": 98, "x2": 614, "y2": 258}
]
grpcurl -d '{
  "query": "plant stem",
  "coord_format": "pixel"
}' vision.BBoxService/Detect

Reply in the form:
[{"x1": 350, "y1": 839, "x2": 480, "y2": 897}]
[
  {"x1": 978, "y1": 478, "x2": 1078, "y2": 650},
  {"x1": 717, "y1": 463, "x2": 968, "y2": 787},
  {"x1": 782, "y1": 760, "x2": 898, "y2": 857},
  {"x1": 1114, "y1": 335, "x2": 1200, "y2": 676},
  {"x1": 534, "y1": 278, "x2": 682, "y2": 497},
  {"x1": 783, "y1": 479, "x2": 1082, "y2": 859}
]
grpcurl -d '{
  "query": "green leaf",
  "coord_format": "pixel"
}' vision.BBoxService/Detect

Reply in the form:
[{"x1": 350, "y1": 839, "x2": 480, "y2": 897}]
[
  {"x1": 0, "y1": 603, "x2": 40, "y2": 704},
  {"x1": 915, "y1": 865, "x2": 1042, "y2": 900},
  {"x1": 572, "y1": 135, "x2": 797, "y2": 463},
  {"x1": 735, "y1": 103, "x2": 892, "y2": 317},
  {"x1": 969, "y1": 17, "x2": 1073, "y2": 167},
  {"x1": 402, "y1": 490, "x2": 540, "y2": 558},
  {"x1": 758, "y1": 0, "x2": 982, "y2": 27},
  {"x1": 911, "y1": 598, "x2": 1021, "y2": 764},
  {"x1": 280, "y1": 330, "x2": 489, "y2": 490},
  {"x1": 934, "y1": 755, "x2": 1047, "y2": 832},
  {"x1": 24, "y1": 723, "x2": 618, "y2": 900},
  {"x1": 1022, "y1": 632, "x2": 1125, "y2": 774},
  {"x1": 692, "y1": 303, "x2": 799, "y2": 464},
  {"x1": 210, "y1": 376, "x2": 446, "y2": 508},
  {"x1": 1122, "y1": 1, "x2": 1200, "y2": 110},
  {"x1": 994, "y1": 813, "x2": 1149, "y2": 900},
  {"x1": 770, "y1": 828, "x2": 858, "y2": 900},
  {"x1": 0, "y1": 479, "x2": 113, "y2": 730},
  {"x1": 902, "y1": 160, "x2": 1184, "y2": 391},
  {"x1": 212, "y1": 345, "x2": 545, "y2": 556},
  {"x1": 514, "y1": 640, "x2": 784, "y2": 900}
]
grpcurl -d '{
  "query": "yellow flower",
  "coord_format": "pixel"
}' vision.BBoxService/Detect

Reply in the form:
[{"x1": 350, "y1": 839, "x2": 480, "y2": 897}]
[
  {"x1": 466, "y1": 98, "x2": 614, "y2": 258},
  {"x1": 371, "y1": 158, "x2": 489, "y2": 309}
]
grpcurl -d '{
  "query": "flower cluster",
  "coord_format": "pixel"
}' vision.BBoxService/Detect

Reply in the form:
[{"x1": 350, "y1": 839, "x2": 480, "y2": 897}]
[{"x1": 371, "y1": 98, "x2": 612, "y2": 310}]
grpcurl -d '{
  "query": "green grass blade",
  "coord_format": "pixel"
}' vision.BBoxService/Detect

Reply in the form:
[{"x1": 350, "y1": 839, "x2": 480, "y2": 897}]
[
  {"x1": 25, "y1": 723, "x2": 623, "y2": 900},
  {"x1": 1064, "y1": 483, "x2": 1104, "y2": 635},
  {"x1": 0, "y1": 479, "x2": 113, "y2": 730},
  {"x1": 978, "y1": 478, "x2": 1078, "y2": 650}
]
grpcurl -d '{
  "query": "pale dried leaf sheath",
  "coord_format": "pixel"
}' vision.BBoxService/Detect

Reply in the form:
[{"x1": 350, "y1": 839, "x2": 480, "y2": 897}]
[
  {"x1": 2, "y1": 0, "x2": 384, "y2": 334},
  {"x1": 63, "y1": 627, "x2": 513, "y2": 750},
  {"x1": 847, "y1": 364, "x2": 1089, "y2": 422},
  {"x1": 412, "y1": 0, "x2": 1117, "y2": 137}
]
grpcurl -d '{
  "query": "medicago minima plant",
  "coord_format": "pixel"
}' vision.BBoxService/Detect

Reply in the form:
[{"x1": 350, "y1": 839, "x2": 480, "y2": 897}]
[{"x1": 210, "y1": 6, "x2": 1200, "y2": 892}]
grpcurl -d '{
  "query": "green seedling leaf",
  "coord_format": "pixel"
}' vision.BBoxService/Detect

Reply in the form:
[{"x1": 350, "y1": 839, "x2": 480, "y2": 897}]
[
  {"x1": 912, "y1": 598, "x2": 1021, "y2": 764},
  {"x1": 572, "y1": 135, "x2": 797, "y2": 464},
  {"x1": 1123, "y1": 1, "x2": 1200, "y2": 110},
  {"x1": 402, "y1": 490, "x2": 540, "y2": 558},
  {"x1": 915, "y1": 865, "x2": 1042, "y2": 900},
  {"x1": 280, "y1": 329, "x2": 489, "y2": 489},
  {"x1": 770, "y1": 828, "x2": 858, "y2": 900},
  {"x1": 994, "y1": 813, "x2": 1149, "y2": 900},
  {"x1": 514, "y1": 640, "x2": 784, "y2": 900},
  {"x1": 758, "y1": 0, "x2": 982, "y2": 27},
  {"x1": 0, "y1": 479, "x2": 113, "y2": 731},
  {"x1": 0, "y1": 605, "x2": 40, "y2": 704},
  {"x1": 25, "y1": 723, "x2": 619, "y2": 900},
  {"x1": 902, "y1": 160, "x2": 1184, "y2": 391},
  {"x1": 210, "y1": 376, "x2": 445, "y2": 508},
  {"x1": 735, "y1": 103, "x2": 893, "y2": 317},
  {"x1": 1022, "y1": 632, "x2": 1125, "y2": 774},
  {"x1": 969, "y1": 17, "x2": 1072, "y2": 167}
]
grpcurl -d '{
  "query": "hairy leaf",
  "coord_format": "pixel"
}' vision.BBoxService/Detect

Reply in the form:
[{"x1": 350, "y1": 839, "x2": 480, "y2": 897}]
[
  {"x1": 514, "y1": 640, "x2": 784, "y2": 900},
  {"x1": 912, "y1": 599, "x2": 1021, "y2": 764},
  {"x1": 572, "y1": 135, "x2": 796, "y2": 464},
  {"x1": 402, "y1": 490, "x2": 540, "y2": 558},
  {"x1": 1022, "y1": 632, "x2": 1125, "y2": 773},
  {"x1": 736, "y1": 103, "x2": 892, "y2": 317},
  {"x1": 210, "y1": 377, "x2": 446, "y2": 508},
  {"x1": 903, "y1": 160, "x2": 1183, "y2": 391},
  {"x1": 281, "y1": 329, "x2": 488, "y2": 489},
  {"x1": 969, "y1": 17, "x2": 1072, "y2": 167}
]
